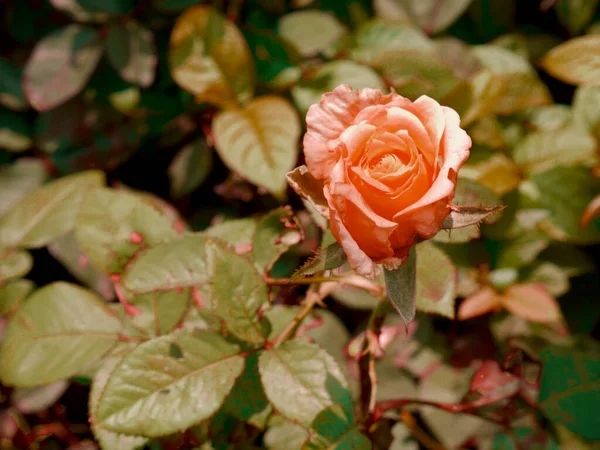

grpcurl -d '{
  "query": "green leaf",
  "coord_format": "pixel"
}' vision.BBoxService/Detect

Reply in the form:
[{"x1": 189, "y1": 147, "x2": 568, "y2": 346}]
[
  {"x1": 259, "y1": 340, "x2": 350, "y2": 427},
  {"x1": 292, "y1": 61, "x2": 386, "y2": 115},
  {"x1": 395, "y1": 0, "x2": 474, "y2": 33},
  {"x1": 416, "y1": 243, "x2": 456, "y2": 319},
  {"x1": 77, "y1": 0, "x2": 134, "y2": 14},
  {"x1": 350, "y1": 19, "x2": 432, "y2": 65},
  {"x1": 168, "y1": 137, "x2": 213, "y2": 198},
  {"x1": 75, "y1": 187, "x2": 177, "y2": 274},
  {"x1": 384, "y1": 247, "x2": 416, "y2": 325},
  {"x1": 89, "y1": 358, "x2": 148, "y2": 450},
  {"x1": 493, "y1": 427, "x2": 560, "y2": 450},
  {"x1": 106, "y1": 21, "x2": 157, "y2": 87},
  {"x1": 293, "y1": 243, "x2": 348, "y2": 279},
  {"x1": 513, "y1": 127, "x2": 597, "y2": 174},
  {"x1": 0, "y1": 109, "x2": 32, "y2": 152},
  {"x1": 212, "y1": 96, "x2": 300, "y2": 197},
  {"x1": 169, "y1": 6, "x2": 255, "y2": 107},
  {"x1": 435, "y1": 178, "x2": 502, "y2": 243},
  {"x1": 96, "y1": 329, "x2": 244, "y2": 437},
  {"x1": 264, "y1": 420, "x2": 309, "y2": 450},
  {"x1": 123, "y1": 235, "x2": 269, "y2": 344},
  {"x1": 0, "y1": 170, "x2": 104, "y2": 249},
  {"x1": 525, "y1": 263, "x2": 570, "y2": 297},
  {"x1": 243, "y1": 27, "x2": 301, "y2": 84},
  {"x1": 0, "y1": 282, "x2": 121, "y2": 387},
  {"x1": 128, "y1": 289, "x2": 191, "y2": 337},
  {"x1": 0, "y1": 249, "x2": 33, "y2": 284},
  {"x1": 0, "y1": 278, "x2": 34, "y2": 316},
  {"x1": 555, "y1": 0, "x2": 600, "y2": 35},
  {"x1": 222, "y1": 353, "x2": 271, "y2": 429},
  {"x1": 533, "y1": 167, "x2": 600, "y2": 244},
  {"x1": 304, "y1": 404, "x2": 371, "y2": 450},
  {"x1": 252, "y1": 207, "x2": 302, "y2": 272},
  {"x1": 277, "y1": 10, "x2": 347, "y2": 58},
  {"x1": 48, "y1": 232, "x2": 114, "y2": 301},
  {"x1": 0, "y1": 158, "x2": 47, "y2": 218},
  {"x1": 23, "y1": 25, "x2": 103, "y2": 111},
  {"x1": 539, "y1": 346, "x2": 600, "y2": 440},
  {"x1": 542, "y1": 35, "x2": 600, "y2": 87},
  {"x1": 0, "y1": 58, "x2": 27, "y2": 110}
]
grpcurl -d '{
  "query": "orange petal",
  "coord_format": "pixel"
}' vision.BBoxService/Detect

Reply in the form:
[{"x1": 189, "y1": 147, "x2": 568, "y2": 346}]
[
  {"x1": 501, "y1": 283, "x2": 562, "y2": 324},
  {"x1": 458, "y1": 287, "x2": 503, "y2": 320}
]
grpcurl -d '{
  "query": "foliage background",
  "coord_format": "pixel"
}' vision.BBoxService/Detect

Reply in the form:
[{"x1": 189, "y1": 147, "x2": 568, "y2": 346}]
[{"x1": 1, "y1": 0, "x2": 600, "y2": 449}]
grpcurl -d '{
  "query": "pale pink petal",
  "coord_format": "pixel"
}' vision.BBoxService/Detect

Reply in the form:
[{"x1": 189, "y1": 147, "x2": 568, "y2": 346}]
[
  {"x1": 339, "y1": 123, "x2": 376, "y2": 161},
  {"x1": 501, "y1": 283, "x2": 563, "y2": 323},
  {"x1": 324, "y1": 187, "x2": 380, "y2": 278},
  {"x1": 393, "y1": 107, "x2": 471, "y2": 220},
  {"x1": 458, "y1": 287, "x2": 503, "y2": 320}
]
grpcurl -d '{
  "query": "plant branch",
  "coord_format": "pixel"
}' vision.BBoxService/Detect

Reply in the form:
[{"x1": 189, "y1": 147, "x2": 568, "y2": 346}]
[
  {"x1": 400, "y1": 411, "x2": 448, "y2": 450},
  {"x1": 270, "y1": 283, "x2": 335, "y2": 346},
  {"x1": 265, "y1": 275, "x2": 347, "y2": 286},
  {"x1": 373, "y1": 388, "x2": 517, "y2": 424}
]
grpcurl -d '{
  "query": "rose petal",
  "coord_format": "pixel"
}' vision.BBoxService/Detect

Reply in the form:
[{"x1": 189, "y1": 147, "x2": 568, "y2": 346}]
[
  {"x1": 413, "y1": 96, "x2": 446, "y2": 174},
  {"x1": 339, "y1": 123, "x2": 377, "y2": 162},
  {"x1": 458, "y1": 286, "x2": 503, "y2": 320}
]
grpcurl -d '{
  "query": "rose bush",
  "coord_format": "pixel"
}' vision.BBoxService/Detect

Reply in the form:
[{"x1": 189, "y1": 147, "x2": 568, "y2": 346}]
[{"x1": 303, "y1": 85, "x2": 472, "y2": 277}]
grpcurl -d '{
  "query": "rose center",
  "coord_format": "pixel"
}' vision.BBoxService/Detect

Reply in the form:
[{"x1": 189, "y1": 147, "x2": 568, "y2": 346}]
[{"x1": 367, "y1": 153, "x2": 403, "y2": 177}]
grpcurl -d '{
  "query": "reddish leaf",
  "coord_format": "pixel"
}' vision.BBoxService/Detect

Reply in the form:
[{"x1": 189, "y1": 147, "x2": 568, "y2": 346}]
[
  {"x1": 457, "y1": 286, "x2": 502, "y2": 320},
  {"x1": 501, "y1": 283, "x2": 562, "y2": 324}
]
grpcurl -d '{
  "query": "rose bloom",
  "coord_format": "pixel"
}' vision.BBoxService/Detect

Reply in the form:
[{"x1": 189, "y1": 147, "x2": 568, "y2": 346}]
[{"x1": 304, "y1": 85, "x2": 471, "y2": 278}]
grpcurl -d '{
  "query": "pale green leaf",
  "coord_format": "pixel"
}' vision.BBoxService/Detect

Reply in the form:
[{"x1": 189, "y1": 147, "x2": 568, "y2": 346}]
[
  {"x1": 212, "y1": 96, "x2": 300, "y2": 197},
  {"x1": 49, "y1": 0, "x2": 112, "y2": 21},
  {"x1": 0, "y1": 278, "x2": 34, "y2": 316},
  {"x1": 0, "y1": 249, "x2": 33, "y2": 284},
  {"x1": 122, "y1": 235, "x2": 269, "y2": 344},
  {"x1": 526, "y1": 263, "x2": 570, "y2": 298},
  {"x1": 106, "y1": 20, "x2": 157, "y2": 87},
  {"x1": 0, "y1": 171, "x2": 105, "y2": 249},
  {"x1": 572, "y1": 86, "x2": 600, "y2": 137},
  {"x1": 542, "y1": 35, "x2": 600, "y2": 86},
  {"x1": 168, "y1": 137, "x2": 213, "y2": 198},
  {"x1": 264, "y1": 420, "x2": 309, "y2": 450},
  {"x1": 524, "y1": 105, "x2": 572, "y2": 132},
  {"x1": 96, "y1": 329, "x2": 244, "y2": 437},
  {"x1": 169, "y1": 6, "x2": 255, "y2": 107},
  {"x1": 278, "y1": 10, "x2": 347, "y2": 57},
  {"x1": 460, "y1": 152, "x2": 521, "y2": 197},
  {"x1": 128, "y1": 289, "x2": 191, "y2": 337},
  {"x1": 384, "y1": 247, "x2": 416, "y2": 325},
  {"x1": 0, "y1": 282, "x2": 121, "y2": 387},
  {"x1": 293, "y1": 242, "x2": 348, "y2": 278},
  {"x1": 416, "y1": 243, "x2": 456, "y2": 319},
  {"x1": 203, "y1": 217, "x2": 257, "y2": 250},
  {"x1": 390, "y1": 423, "x2": 419, "y2": 450},
  {"x1": 11, "y1": 381, "x2": 69, "y2": 414},
  {"x1": 513, "y1": 127, "x2": 597, "y2": 174},
  {"x1": 0, "y1": 158, "x2": 47, "y2": 218},
  {"x1": 292, "y1": 61, "x2": 386, "y2": 115},
  {"x1": 23, "y1": 25, "x2": 103, "y2": 111},
  {"x1": 351, "y1": 19, "x2": 432, "y2": 65},
  {"x1": 472, "y1": 45, "x2": 534, "y2": 75},
  {"x1": 395, "y1": 0, "x2": 474, "y2": 33},
  {"x1": 259, "y1": 340, "x2": 349, "y2": 427},
  {"x1": 75, "y1": 187, "x2": 177, "y2": 274},
  {"x1": 90, "y1": 358, "x2": 148, "y2": 450},
  {"x1": 496, "y1": 233, "x2": 550, "y2": 269},
  {"x1": 253, "y1": 207, "x2": 302, "y2": 272}
]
